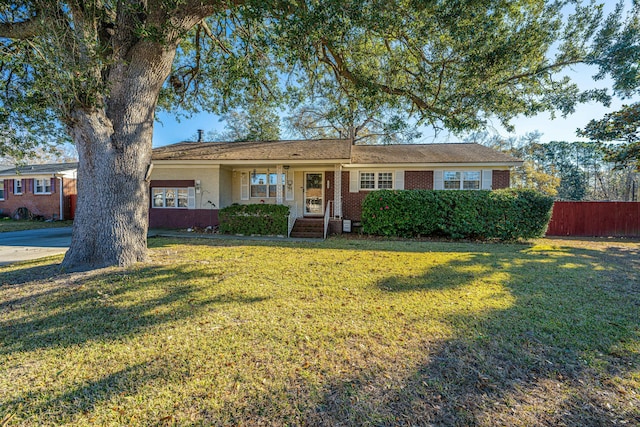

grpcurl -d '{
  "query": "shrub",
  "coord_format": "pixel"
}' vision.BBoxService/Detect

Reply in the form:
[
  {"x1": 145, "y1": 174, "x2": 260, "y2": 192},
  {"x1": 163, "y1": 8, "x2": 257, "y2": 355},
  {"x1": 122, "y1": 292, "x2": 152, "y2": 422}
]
[
  {"x1": 218, "y1": 204, "x2": 289, "y2": 236},
  {"x1": 362, "y1": 189, "x2": 553, "y2": 241}
]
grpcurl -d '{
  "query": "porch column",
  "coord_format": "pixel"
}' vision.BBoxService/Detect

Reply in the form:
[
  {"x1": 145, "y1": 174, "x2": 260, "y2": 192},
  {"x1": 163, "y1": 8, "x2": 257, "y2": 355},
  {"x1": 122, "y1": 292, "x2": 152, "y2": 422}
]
[
  {"x1": 334, "y1": 164, "x2": 342, "y2": 217},
  {"x1": 276, "y1": 165, "x2": 284, "y2": 204}
]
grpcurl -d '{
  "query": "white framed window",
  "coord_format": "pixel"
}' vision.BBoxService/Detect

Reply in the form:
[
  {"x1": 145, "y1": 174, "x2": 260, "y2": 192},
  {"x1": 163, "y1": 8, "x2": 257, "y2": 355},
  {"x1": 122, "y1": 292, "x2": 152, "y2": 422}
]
[
  {"x1": 359, "y1": 171, "x2": 394, "y2": 190},
  {"x1": 14, "y1": 179, "x2": 22, "y2": 194},
  {"x1": 377, "y1": 172, "x2": 393, "y2": 189},
  {"x1": 250, "y1": 171, "x2": 284, "y2": 198},
  {"x1": 444, "y1": 171, "x2": 481, "y2": 190},
  {"x1": 0, "y1": 180, "x2": 4, "y2": 200},
  {"x1": 152, "y1": 187, "x2": 189, "y2": 208},
  {"x1": 35, "y1": 178, "x2": 51, "y2": 194}
]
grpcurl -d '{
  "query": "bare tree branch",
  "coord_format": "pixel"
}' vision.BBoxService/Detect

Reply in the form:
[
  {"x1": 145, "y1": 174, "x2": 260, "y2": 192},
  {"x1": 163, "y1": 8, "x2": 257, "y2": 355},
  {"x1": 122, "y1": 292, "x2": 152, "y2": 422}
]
[{"x1": 0, "y1": 11, "x2": 42, "y2": 39}]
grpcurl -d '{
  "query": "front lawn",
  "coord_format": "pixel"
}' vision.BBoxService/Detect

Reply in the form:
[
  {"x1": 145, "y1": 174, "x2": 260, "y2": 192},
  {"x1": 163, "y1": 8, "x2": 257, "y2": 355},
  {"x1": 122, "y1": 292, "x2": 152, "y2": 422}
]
[
  {"x1": 1, "y1": 237, "x2": 638, "y2": 426},
  {"x1": 0, "y1": 219, "x2": 73, "y2": 233}
]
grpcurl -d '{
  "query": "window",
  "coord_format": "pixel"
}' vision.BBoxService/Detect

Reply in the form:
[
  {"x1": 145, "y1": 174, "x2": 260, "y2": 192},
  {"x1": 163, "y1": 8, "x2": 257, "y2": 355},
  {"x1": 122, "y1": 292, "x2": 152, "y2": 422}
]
[
  {"x1": 463, "y1": 171, "x2": 481, "y2": 189},
  {"x1": 35, "y1": 178, "x2": 51, "y2": 194},
  {"x1": 14, "y1": 179, "x2": 22, "y2": 194},
  {"x1": 444, "y1": 171, "x2": 481, "y2": 190},
  {"x1": 250, "y1": 171, "x2": 284, "y2": 198},
  {"x1": 360, "y1": 171, "x2": 393, "y2": 190},
  {"x1": 360, "y1": 172, "x2": 375, "y2": 189},
  {"x1": 377, "y1": 172, "x2": 393, "y2": 189},
  {"x1": 0, "y1": 180, "x2": 3, "y2": 200},
  {"x1": 152, "y1": 187, "x2": 188, "y2": 208}
]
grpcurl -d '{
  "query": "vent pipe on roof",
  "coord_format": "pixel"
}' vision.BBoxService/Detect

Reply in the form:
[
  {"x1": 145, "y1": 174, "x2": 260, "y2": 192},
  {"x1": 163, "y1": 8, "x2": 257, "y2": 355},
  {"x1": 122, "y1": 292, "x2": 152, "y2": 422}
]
[{"x1": 197, "y1": 129, "x2": 204, "y2": 142}]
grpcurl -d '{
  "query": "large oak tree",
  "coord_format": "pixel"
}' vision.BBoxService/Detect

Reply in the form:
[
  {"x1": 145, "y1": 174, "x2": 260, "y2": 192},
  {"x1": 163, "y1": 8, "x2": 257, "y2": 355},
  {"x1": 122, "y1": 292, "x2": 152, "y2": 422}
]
[{"x1": 0, "y1": 0, "x2": 618, "y2": 269}]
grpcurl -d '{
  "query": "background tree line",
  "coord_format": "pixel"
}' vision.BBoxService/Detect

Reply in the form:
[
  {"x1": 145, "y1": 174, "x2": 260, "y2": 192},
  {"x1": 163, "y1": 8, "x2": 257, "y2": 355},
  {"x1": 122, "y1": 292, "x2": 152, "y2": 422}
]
[{"x1": 467, "y1": 131, "x2": 639, "y2": 201}]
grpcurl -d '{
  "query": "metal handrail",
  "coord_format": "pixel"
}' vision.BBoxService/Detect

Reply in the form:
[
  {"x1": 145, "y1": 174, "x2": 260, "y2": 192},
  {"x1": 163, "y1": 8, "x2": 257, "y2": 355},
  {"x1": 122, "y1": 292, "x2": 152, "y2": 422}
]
[
  {"x1": 323, "y1": 200, "x2": 332, "y2": 239},
  {"x1": 287, "y1": 205, "x2": 297, "y2": 237}
]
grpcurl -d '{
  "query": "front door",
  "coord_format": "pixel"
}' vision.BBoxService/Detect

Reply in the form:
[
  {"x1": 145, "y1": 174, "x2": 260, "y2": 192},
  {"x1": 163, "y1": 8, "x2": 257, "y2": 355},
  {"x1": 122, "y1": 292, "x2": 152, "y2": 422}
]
[{"x1": 304, "y1": 172, "x2": 323, "y2": 216}]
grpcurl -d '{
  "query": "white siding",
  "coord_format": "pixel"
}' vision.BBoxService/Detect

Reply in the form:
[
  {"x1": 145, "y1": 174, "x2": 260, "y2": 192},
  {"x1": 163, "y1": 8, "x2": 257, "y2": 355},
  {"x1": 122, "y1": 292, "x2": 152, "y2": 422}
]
[{"x1": 285, "y1": 170, "x2": 294, "y2": 201}]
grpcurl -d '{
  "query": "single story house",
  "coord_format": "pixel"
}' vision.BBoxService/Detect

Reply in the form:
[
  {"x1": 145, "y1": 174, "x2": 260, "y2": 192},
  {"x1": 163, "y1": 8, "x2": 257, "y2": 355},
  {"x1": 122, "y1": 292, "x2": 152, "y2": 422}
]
[
  {"x1": 149, "y1": 139, "x2": 522, "y2": 236},
  {"x1": 0, "y1": 162, "x2": 78, "y2": 220}
]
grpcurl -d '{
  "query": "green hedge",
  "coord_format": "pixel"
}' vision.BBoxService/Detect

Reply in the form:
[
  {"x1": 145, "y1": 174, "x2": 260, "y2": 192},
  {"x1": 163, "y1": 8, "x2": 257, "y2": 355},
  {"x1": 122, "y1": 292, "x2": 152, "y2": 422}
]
[
  {"x1": 361, "y1": 189, "x2": 554, "y2": 240},
  {"x1": 219, "y1": 204, "x2": 290, "y2": 236}
]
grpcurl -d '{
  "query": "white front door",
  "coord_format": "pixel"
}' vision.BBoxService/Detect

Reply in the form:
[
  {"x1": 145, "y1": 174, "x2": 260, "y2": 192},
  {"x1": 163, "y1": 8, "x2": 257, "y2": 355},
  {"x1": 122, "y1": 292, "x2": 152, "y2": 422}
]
[{"x1": 304, "y1": 172, "x2": 323, "y2": 216}]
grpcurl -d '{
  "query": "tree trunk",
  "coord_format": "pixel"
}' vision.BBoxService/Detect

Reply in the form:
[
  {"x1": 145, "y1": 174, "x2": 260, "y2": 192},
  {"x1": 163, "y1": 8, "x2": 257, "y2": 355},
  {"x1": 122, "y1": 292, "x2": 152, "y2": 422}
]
[{"x1": 61, "y1": 42, "x2": 177, "y2": 270}]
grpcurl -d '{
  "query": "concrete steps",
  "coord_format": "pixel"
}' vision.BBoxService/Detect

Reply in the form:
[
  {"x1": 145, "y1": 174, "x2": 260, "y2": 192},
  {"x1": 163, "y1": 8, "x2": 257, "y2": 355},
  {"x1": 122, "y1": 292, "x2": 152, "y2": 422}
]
[{"x1": 290, "y1": 218, "x2": 324, "y2": 239}]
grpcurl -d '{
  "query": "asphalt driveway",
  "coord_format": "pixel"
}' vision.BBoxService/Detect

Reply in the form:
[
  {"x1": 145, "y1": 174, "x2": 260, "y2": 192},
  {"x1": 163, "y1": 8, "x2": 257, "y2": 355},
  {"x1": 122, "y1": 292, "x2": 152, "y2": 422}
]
[{"x1": 0, "y1": 227, "x2": 73, "y2": 266}]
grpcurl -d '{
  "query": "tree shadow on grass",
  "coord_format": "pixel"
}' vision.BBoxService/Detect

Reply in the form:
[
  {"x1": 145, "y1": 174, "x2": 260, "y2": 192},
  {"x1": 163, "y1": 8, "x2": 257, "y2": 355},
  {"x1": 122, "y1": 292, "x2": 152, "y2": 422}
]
[
  {"x1": 147, "y1": 234, "x2": 537, "y2": 255},
  {"x1": 2, "y1": 237, "x2": 637, "y2": 425},
  {"x1": 4, "y1": 361, "x2": 165, "y2": 425},
  {"x1": 308, "y1": 244, "x2": 640, "y2": 425},
  {"x1": 0, "y1": 263, "x2": 268, "y2": 355}
]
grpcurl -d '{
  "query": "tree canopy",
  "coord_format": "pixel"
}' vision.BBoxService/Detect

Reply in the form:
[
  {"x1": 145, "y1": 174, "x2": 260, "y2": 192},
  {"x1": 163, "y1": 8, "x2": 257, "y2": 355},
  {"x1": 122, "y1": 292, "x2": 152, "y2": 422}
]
[
  {"x1": 578, "y1": 103, "x2": 640, "y2": 168},
  {"x1": 579, "y1": 1, "x2": 640, "y2": 168},
  {"x1": 471, "y1": 130, "x2": 638, "y2": 200},
  {"x1": 0, "y1": 0, "x2": 629, "y2": 268}
]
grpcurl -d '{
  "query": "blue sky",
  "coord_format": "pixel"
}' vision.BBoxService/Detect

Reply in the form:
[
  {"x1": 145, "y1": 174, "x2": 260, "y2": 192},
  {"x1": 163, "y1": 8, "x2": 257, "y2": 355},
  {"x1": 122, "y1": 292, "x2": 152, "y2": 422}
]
[
  {"x1": 152, "y1": 64, "x2": 634, "y2": 147},
  {"x1": 152, "y1": 2, "x2": 637, "y2": 148}
]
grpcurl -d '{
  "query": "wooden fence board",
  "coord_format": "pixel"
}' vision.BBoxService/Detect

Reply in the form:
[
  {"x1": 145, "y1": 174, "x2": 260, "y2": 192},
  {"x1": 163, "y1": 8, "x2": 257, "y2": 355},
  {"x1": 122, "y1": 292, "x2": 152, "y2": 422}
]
[{"x1": 546, "y1": 202, "x2": 640, "y2": 237}]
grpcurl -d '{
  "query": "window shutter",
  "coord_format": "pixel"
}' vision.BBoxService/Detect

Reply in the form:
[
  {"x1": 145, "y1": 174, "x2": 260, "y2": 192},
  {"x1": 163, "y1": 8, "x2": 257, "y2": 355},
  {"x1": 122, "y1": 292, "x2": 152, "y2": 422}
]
[
  {"x1": 187, "y1": 187, "x2": 196, "y2": 209},
  {"x1": 276, "y1": 166, "x2": 284, "y2": 204},
  {"x1": 482, "y1": 170, "x2": 492, "y2": 190},
  {"x1": 349, "y1": 171, "x2": 359, "y2": 193},
  {"x1": 394, "y1": 170, "x2": 404, "y2": 190},
  {"x1": 434, "y1": 170, "x2": 444, "y2": 190},
  {"x1": 240, "y1": 172, "x2": 249, "y2": 200},
  {"x1": 51, "y1": 178, "x2": 56, "y2": 193}
]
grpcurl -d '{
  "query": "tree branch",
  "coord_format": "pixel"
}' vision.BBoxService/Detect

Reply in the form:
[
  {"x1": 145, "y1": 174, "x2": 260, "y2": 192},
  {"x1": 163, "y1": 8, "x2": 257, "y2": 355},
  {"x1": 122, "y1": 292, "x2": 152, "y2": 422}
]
[
  {"x1": 0, "y1": 11, "x2": 42, "y2": 39},
  {"x1": 320, "y1": 40, "x2": 450, "y2": 117}
]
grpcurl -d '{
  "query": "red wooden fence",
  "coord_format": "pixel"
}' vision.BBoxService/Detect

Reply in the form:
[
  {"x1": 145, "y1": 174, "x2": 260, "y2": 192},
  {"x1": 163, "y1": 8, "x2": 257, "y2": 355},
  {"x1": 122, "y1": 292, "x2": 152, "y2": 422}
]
[{"x1": 546, "y1": 201, "x2": 640, "y2": 237}]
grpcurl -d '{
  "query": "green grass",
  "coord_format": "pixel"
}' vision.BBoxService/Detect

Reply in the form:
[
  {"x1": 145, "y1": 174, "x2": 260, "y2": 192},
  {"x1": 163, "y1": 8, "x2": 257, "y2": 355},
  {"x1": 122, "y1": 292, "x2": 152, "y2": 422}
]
[
  {"x1": 0, "y1": 219, "x2": 73, "y2": 232},
  {"x1": 1, "y1": 237, "x2": 638, "y2": 426}
]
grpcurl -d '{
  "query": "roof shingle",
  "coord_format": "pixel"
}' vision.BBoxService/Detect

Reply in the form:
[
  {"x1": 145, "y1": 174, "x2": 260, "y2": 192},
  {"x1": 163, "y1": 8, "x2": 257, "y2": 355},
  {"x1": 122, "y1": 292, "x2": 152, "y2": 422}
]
[
  {"x1": 351, "y1": 143, "x2": 521, "y2": 164},
  {"x1": 152, "y1": 139, "x2": 352, "y2": 161},
  {"x1": 0, "y1": 162, "x2": 78, "y2": 176},
  {"x1": 151, "y1": 139, "x2": 522, "y2": 165}
]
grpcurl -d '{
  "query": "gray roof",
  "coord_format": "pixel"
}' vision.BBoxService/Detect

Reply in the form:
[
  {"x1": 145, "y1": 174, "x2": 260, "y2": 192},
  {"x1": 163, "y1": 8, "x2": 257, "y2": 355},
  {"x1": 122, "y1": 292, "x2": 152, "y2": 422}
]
[
  {"x1": 351, "y1": 143, "x2": 521, "y2": 164},
  {"x1": 152, "y1": 139, "x2": 352, "y2": 161},
  {"x1": 153, "y1": 139, "x2": 521, "y2": 165},
  {"x1": 0, "y1": 162, "x2": 78, "y2": 176}
]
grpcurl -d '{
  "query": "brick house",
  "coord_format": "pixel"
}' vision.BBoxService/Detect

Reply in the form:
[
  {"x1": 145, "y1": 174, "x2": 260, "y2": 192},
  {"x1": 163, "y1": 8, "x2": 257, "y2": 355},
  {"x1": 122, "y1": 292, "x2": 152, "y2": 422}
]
[
  {"x1": 0, "y1": 162, "x2": 78, "y2": 220},
  {"x1": 149, "y1": 139, "x2": 522, "y2": 235}
]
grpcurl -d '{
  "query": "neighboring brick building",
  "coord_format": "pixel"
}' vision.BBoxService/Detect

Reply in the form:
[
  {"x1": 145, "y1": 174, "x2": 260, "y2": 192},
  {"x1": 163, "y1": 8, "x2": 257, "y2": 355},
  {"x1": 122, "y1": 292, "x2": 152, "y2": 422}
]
[{"x1": 0, "y1": 162, "x2": 78, "y2": 220}]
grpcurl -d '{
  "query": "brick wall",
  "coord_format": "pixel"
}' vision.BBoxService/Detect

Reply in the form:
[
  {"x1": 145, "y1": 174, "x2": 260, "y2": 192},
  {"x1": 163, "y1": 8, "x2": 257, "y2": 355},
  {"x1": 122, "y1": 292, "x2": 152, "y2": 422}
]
[
  {"x1": 0, "y1": 178, "x2": 65, "y2": 219},
  {"x1": 149, "y1": 208, "x2": 219, "y2": 229},
  {"x1": 405, "y1": 171, "x2": 434, "y2": 190},
  {"x1": 341, "y1": 171, "x2": 368, "y2": 222},
  {"x1": 492, "y1": 170, "x2": 510, "y2": 189}
]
